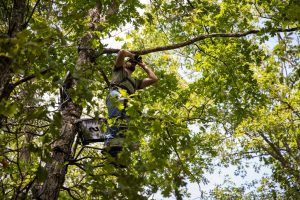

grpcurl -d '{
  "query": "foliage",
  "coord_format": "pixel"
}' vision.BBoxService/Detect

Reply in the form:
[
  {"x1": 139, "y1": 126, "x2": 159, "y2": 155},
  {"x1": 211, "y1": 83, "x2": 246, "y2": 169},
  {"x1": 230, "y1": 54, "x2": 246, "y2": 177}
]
[{"x1": 0, "y1": 0, "x2": 299, "y2": 199}]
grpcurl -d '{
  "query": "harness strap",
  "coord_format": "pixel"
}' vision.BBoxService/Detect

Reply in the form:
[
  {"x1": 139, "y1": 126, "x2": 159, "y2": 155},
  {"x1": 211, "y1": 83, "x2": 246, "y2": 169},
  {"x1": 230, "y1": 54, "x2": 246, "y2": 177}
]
[
  {"x1": 99, "y1": 67, "x2": 110, "y2": 88},
  {"x1": 110, "y1": 76, "x2": 136, "y2": 94},
  {"x1": 119, "y1": 76, "x2": 135, "y2": 88}
]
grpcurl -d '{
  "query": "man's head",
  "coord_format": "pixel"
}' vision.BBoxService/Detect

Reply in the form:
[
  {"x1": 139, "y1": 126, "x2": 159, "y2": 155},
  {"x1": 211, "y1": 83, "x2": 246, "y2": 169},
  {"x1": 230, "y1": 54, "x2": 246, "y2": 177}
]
[{"x1": 125, "y1": 59, "x2": 137, "y2": 72}]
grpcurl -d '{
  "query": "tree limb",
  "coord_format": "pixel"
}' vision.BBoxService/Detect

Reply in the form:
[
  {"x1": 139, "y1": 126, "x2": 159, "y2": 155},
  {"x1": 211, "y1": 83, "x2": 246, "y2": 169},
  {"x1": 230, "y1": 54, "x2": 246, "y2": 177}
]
[
  {"x1": 8, "y1": 0, "x2": 26, "y2": 37},
  {"x1": 102, "y1": 27, "x2": 299, "y2": 55},
  {"x1": 23, "y1": 0, "x2": 41, "y2": 29},
  {"x1": 61, "y1": 186, "x2": 80, "y2": 200},
  {"x1": 165, "y1": 127, "x2": 202, "y2": 196},
  {"x1": 12, "y1": 67, "x2": 52, "y2": 88},
  {"x1": 258, "y1": 130, "x2": 293, "y2": 171},
  {"x1": 0, "y1": 67, "x2": 52, "y2": 102}
]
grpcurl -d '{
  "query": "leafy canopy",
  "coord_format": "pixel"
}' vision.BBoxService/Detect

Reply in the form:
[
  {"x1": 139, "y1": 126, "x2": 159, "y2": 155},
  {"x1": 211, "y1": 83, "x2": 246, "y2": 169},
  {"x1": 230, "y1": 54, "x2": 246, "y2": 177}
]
[{"x1": 0, "y1": 0, "x2": 299, "y2": 199}]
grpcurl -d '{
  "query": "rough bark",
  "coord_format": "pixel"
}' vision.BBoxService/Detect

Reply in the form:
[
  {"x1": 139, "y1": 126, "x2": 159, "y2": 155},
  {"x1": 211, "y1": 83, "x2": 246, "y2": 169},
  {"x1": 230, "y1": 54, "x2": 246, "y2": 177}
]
[
  {"x1": 35, "y1": 39, "x2": 91, "y2": 199},
  {"x1": 36, "y1": 3, "x2": 120, "y2": 199},
  {"x1": 8, "y1": 0, "x2": 26, "y2": 37},
  {"x1": 36, "y1": 102, "x2": 82, "y2": 200},
  {"x1": 0, "y1": 55, "x2": 13, "y2": 101}
]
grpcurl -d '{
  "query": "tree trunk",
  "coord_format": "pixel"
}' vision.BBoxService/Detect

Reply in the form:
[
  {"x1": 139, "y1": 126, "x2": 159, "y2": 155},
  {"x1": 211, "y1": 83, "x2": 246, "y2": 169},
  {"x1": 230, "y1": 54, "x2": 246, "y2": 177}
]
[
  {"x1": 36, "y1": 102, "x2": 82, "y2": 200},
  {"x1": 0, "y1": 56, "x2": 13, "y2": 101},
  {"x1": 8, "y1": 0, "x2": 26, "y2": 37},
  {"x1": 36, "y1": 30, "x2": 96, "y2": 199},
  {"x1": 0, "y1": 0, "x2": 26, "y2": 99},
  {"x1": 35, "y1": 2, "x2": 120, "y2": 199},
  {"x1": 0, "y1": 0, "x2": 26, "y2": 129}
]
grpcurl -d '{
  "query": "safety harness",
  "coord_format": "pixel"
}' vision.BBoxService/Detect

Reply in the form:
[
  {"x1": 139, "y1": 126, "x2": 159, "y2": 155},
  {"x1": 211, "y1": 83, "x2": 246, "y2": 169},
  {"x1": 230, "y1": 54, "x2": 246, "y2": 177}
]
[{"x1": 110, "y1": 75, "x2": 136, "y2": 94}]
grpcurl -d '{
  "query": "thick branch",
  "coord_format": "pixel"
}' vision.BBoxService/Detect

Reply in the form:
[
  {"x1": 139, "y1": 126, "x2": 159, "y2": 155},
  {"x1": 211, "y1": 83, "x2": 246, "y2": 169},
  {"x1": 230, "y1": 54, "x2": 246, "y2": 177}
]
[
  {"x1": 23, "y1": 0, "x2": 41, "y2": 29},
  {"x1": 102, "y1": 27, "x2": 299, "y2": 55},
  {"x1": 0, "y1": 67, "x2": 52, "y2": 102},
  {"x1": 8, "y1": 0, "x2": 27, "y2": 37},
  {"x1": 1, "y1": 0, "x2": 26, "y2": 100},
  {"x1": 258, "y1": 131, "x2": 295, "y2": 172},
  {"x1": 13, "y1": 67, "x2": 52, "y2": 87}
]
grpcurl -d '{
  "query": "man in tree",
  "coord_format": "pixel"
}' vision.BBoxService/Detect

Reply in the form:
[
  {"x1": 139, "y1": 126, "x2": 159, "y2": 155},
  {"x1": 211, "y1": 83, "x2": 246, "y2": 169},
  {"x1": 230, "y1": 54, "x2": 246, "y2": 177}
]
[{"x1": 105, "y1": 49, "x2": 158, "y2": 159}]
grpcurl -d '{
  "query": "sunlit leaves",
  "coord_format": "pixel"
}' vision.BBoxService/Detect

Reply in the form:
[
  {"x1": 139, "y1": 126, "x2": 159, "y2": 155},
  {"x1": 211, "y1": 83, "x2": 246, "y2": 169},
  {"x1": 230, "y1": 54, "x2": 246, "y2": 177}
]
[{"x1": 0, "y1": 0, "x2": 299, "y2": 199}]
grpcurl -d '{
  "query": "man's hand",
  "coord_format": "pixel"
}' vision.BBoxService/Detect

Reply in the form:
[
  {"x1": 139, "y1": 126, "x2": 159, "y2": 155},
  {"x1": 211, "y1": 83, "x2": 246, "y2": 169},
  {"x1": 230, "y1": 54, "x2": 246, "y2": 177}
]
[
  {"x1": 115, "y1": 49, "x2": 136, "y2": 69},
  {"x1": 138, "y1": 61, "x2": 147, "y2": 68},
  {"x1": 138, "y1": 61, "x2": 158, "y2": 89}
]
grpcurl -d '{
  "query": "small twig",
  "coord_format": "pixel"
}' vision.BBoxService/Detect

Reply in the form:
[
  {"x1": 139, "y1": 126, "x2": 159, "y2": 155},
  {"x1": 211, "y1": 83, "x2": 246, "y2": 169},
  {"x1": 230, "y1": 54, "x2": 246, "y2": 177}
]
[
  {"x1": 165, "y1": 127, "x2": 203, "y2": 195},
  {"x1": 21, "y1": 176, "x2": 37, "y2": 197},
  {"x1": 186, "y1": 0, "x2": 195, "y2": 9},
  {"x1": 69, "y1": 156, "x2": 95, "y2": 164},
  {"x1": 62, "y1": 186, "x2": 80, "y2": 200}
]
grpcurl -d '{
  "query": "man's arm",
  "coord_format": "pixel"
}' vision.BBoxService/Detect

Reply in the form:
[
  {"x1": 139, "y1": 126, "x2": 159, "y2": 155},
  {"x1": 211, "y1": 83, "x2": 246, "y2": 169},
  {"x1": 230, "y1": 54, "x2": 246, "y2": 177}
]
[
  {"x1": 115, "y1": 49, "x2": 136, "y2": 69},
  {"x1": 139, "y1": 61, "x2": 158, "y2": 89}
]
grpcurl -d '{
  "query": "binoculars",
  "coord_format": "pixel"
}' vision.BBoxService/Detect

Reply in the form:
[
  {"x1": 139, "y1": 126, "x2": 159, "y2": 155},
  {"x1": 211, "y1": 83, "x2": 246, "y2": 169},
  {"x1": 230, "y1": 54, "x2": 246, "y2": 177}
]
[{"x1": 134, "y1": 55, "x2": 142, "y2": 62}]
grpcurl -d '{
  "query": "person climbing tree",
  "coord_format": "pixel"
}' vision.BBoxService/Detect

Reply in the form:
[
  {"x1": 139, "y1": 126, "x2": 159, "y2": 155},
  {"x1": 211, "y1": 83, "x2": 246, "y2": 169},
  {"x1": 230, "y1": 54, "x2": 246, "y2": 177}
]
[{"x1": 104, "y1": 49, "x2": 158, "y2": 160}]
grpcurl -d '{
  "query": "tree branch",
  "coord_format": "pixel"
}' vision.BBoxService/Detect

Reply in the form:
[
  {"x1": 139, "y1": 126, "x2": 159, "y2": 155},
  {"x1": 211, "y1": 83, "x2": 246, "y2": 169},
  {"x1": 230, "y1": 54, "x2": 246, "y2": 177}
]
[
  {"x1": 8, "y1": 0, "x2": 27, "y2": 37},
  {"x1": 165, "y1": 127, "x2": 202, "y2": 195},
  {"x1": 0, "y1": 67, "x2": 52, "y2": 102},
  {"x1": 23, "y1": 0, "x2": 41, "y2": 29},
  {"x1": 61, "y1": 186, "x2": 80, "y2": 200},
  {"x1": 102, "y1": 27, "x2": 299, "y2": 55},
  {"x1": 13, "y1": 67, "x2": 53, "y2": 88},
  {"x1": 258, "y1": 131, "x2": 293, "y2": 171}
]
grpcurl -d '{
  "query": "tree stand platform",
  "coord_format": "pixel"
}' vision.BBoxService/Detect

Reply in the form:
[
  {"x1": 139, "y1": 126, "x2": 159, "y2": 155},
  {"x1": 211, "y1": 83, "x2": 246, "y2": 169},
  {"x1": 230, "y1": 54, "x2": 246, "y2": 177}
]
[{"x1": 76, "y1": 118, "x2": 108, "y2": 145}]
